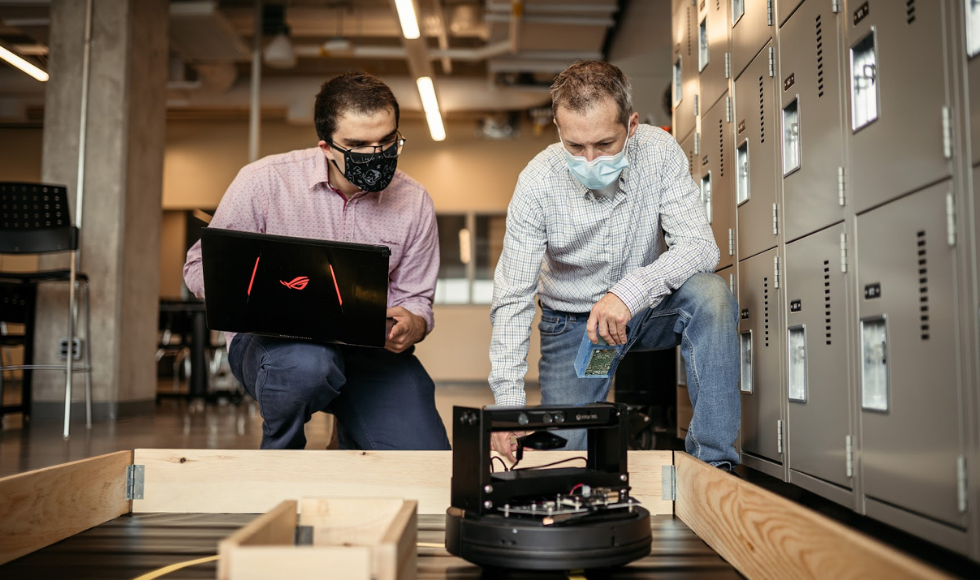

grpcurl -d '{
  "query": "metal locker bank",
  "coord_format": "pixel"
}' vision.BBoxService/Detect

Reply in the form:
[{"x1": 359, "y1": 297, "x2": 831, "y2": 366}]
[
  {"x1": 731, "y1": 0, "x2": 775, "y2": 82},
  {"x1": 734, "y1": 40, "x2": 780, "y2": 260},
  {"x1": 701, "y1": 93, "x2": 737, "y2": 271},
  {"x1": 845, "y1": 0, "x2": 952, "y2": 213},
  {"x1": 698, "y1": 0, "x2": 732, "y2": 114},
  {"x1": 674, "y1": 0, "x2": 700, "y2": 142},
  {"x1": 778, "y1": 0, "x2": 846, "y2": 242},
  {"x1": 738, "y1": 247, "x2": 786, "y2": 477},
  {"x1": 855, "y1": 181, "x2": 968, "y2": 542},
  {"x1": 784, "y1": 223, "x2": 853, "y2": 499}
]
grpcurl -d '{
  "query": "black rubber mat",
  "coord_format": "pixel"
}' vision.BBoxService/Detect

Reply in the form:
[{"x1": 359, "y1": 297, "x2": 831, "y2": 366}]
[{"x1": 1, "y1": 513, "x2": 741, "y2": 579}]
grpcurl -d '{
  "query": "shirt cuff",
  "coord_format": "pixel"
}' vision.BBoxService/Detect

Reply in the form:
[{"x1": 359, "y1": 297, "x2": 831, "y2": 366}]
[
  {"x1": 492, "y1": 390, "x2": 527, "y2": 408},
  {"x1": 609, "y1": 277, "x2": 647, "y2": 318}
]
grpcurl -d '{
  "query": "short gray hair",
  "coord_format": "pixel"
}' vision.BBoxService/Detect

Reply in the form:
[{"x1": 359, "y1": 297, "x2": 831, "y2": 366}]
[{"x1": 550, "y1": 60, "x2": 633, "y2": 126}]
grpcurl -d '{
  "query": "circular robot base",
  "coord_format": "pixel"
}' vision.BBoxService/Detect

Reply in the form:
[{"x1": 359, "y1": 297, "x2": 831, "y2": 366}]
[{"x1": 445, "y1": 506, "x2": 652, "y2": 571}]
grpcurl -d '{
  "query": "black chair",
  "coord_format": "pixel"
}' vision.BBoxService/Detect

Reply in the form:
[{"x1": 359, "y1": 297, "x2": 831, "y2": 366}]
[{"x1": 0, "y1": 182, "x2": 92, "y2": 437}]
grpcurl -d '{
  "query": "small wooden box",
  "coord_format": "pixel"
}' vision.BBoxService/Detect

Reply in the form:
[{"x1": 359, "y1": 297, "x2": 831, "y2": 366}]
[{"x1": 218, "y1": 497, "x2": 417, "y2": 580}]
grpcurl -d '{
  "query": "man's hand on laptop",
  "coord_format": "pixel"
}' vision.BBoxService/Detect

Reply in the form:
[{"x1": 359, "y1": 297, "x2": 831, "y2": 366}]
[{"x1": 385, "y1": 306, "x2": 426, "y2": 353}]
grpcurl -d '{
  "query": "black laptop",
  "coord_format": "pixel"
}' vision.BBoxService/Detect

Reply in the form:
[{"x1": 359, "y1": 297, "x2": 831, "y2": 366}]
[{"x1": 200, "y1": 228, "x2": 391, "y2": 347}]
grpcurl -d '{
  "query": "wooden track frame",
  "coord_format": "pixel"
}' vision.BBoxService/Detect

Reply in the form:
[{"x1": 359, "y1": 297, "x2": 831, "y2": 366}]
[
  {"x1": 217, "y1": 498, "x2": 417, "y2": 580},
  {"x1": 0, "y1": 449, "x2": 953, "y2": 579}
]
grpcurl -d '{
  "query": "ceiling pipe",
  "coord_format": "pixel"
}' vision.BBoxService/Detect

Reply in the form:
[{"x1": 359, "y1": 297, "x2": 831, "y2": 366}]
[
  {"x1": 485, "y1": 2, "x2": 619, "y2": 14},
  {"x1": 428, "y1": 0, "x2": 452, "y2": 73}
]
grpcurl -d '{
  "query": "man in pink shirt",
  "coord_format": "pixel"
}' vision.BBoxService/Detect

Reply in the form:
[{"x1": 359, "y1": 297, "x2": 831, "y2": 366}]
[{"x1": 183, "y1": 72, "x2": 449, "y2": 451}]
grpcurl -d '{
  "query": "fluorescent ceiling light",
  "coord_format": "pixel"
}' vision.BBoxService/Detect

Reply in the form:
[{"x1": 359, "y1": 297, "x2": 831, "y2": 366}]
[
  {"x1": 394, "y1": 0, "x2": 421, "y2": 39},
  {"x1": 0, "y1": 45, "x2": 48, "y2": 82},
  {"x1": 416, "y1": 76, "x2": 446, "y2": 141}
]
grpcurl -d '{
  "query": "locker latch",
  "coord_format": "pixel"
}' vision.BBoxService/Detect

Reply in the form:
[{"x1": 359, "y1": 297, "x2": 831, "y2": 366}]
[
  {"x1": 725, "y1": 52, "x2": 731, "y2": 79},
  {"x1": 728, "y1": 228, "x2": 734, "y2": 256},
  {"x1": 946, "y1": 192, "x2": 957, "y2": 248},
  {"x1": 694, "y1": 131, "x2": 700, "y2": 155},
  {"x1": 837, "y1": 166, "x2": 846, "y2": 207},
  {"x1": 839, "y1": 232, "x2": 848, "y2": 273},
  {"x1": 777, "y1": 419, "x2": 783, "y2": 454},
  {"x1": 767, "y1": 46, "x2": 774, "y2": 77},
  {"x1": 845, "y1": 436, "x2": 854, "y2": 478},
  {"x1": 772, "y1": 203, "x2": 779, "y2": 236},
  {"x1": 942, "y1": 106, "x2": 953, "y2": 160},
  {"x1": 766, "y1": 0, "x2": 773, "y2": 26},
  {"x1": 726, "y1": 96, "x2": 732, "y2": 123},
  {"x1": 773, "y1": 255, "x2": 780, "y2": 289}
]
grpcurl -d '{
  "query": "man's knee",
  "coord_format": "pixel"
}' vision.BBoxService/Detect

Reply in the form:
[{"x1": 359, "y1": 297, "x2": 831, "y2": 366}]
[
  {"x1": 685, "y1": 273, "x2": 737, "y2": 322},
  {"x1": 249, "y1": 341, "x2": 344, "y2": 406}
]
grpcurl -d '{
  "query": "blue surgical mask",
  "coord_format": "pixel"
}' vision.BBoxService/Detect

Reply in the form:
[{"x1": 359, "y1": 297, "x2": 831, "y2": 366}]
[{"x1": 560, "y1": 131, "x2": 630, "y2": 190}]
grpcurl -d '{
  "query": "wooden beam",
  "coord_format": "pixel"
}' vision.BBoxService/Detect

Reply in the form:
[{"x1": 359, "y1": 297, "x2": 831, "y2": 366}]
[
  {"x1": 673, "y1": 452, "x2": 954, "y2": 580},
  {"x1": 0, "y1": 450, "x2": 132, "y2": 565},
  {"x1": 132, "y1": 449, "x2": 672, "y2": 515}
]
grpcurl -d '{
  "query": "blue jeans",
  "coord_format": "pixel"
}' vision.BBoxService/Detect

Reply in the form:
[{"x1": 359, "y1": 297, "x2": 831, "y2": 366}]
[
  {"x1": 538, "y1": 273, "x2": 740, "y2": 468},
  {"x1": 229, "y1": 335, "x2": 450, "y2": 450}
]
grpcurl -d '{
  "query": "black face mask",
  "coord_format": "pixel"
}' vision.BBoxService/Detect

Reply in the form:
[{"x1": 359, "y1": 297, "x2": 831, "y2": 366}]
[{"x1": 331, "y1": 152, "x2": 398, "y2": 193}]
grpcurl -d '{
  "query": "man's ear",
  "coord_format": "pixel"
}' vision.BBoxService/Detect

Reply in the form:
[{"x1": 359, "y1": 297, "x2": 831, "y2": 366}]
[
  {"x1": 317, "y1": 140, "x2": 331, "y2": 154},
  {"x1": 628, "y1": 112, "x2": 640, "y2": 137}
]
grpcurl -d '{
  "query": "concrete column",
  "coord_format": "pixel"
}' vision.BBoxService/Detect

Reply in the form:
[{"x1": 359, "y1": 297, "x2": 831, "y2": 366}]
[{"x1": 34, "y1": 0, "x2": 168, "y2": 421}]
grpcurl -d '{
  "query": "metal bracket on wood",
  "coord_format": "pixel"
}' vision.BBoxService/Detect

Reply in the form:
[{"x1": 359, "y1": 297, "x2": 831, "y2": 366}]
[
  {"x1": 126, "y1": 464, "x2": 145, "y2": 500},
  {"x1": 662, "y1": 465, "x2": 677, "y2": 501},
  {"x1": 295, "y1": 525, "x2": 314, "y2": 545}
]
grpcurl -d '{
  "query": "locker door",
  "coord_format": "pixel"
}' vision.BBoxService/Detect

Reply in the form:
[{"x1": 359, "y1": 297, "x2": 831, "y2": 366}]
[
  {"x1": 732, "y1": 0, "x2": 773, "y2": 81},
  {"x1": 738, "y1": 248, "x2": 783, "y2": 464},
  {"x1": 785, "y1": 224, "x2": 851, "y2": 489},
  {"x1": 678, "y1": 130, "x2": 701, "y2": 183},
  {"x1": 856, "y1": 181, "x2": 965, "y2": 528},
  {"x1": 779, "y1": 0, "x2": 846, "y2": 242},
  {"x1": 702, "y1": 94, "x2": 736, "y2": 271},
  {"x1": 776, "y1": 0, "x2": 804, "y2": 27},
  {"x1": 673, "y1": 0, "x2": 693, "y2": 16},
  {"x1": 699, "y1": 0, "x2": 731, "y2": 112},
  {"x1": 734, "y1": 42, "x2": 779, "y2": 259},
  {"x1": 674, "y1": 1, "x2": 700, "y2": 141},
  {"x1": 846, "y1": 0, "x2": 951, "y2": 213}
]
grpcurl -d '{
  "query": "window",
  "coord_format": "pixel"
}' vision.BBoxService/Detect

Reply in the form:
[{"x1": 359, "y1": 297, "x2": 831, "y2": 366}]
[
  {"x1": 788, "y1": 326, "x2": 807, "y2": 402},
  {"x1": 967, "y1": 0, "x2": 980, "y2": 57},
  {"x1": 434, "y1": 212, "x2": 506, "y2": 305},
  {"x1": 736, "y1": 141, "x2": 750, "y2": 205},
  {"x1": 699, "y1": 18, "x2": 709, "y2": 72},
  {"x1": 733, "y1": 0, "x2": 745, "y2": 25},
  {"x1": 700, "y1": 172, "x2": 712, "y2": 223},
  {"x1": 861, "y1": 317, "x2": 889, "y2": 411}
]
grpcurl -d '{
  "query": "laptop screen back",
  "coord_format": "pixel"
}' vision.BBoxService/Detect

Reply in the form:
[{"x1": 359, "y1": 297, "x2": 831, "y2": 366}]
[{"x1": 201, "y1": 228, "x2": 391, "y2": 347}]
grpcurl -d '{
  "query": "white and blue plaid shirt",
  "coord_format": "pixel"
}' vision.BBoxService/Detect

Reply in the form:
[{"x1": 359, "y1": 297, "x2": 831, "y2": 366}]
[{"x1": 489, "y1": 124, "x2": 720, "y2": 406}]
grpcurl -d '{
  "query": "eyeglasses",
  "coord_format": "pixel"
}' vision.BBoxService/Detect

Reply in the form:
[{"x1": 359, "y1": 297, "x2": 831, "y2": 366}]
[{"x1": 329, "y1": 132, "x2": 406, "y2": 164}]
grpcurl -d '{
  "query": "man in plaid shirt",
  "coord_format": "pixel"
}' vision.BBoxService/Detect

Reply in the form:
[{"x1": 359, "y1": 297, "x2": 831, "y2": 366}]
[{"x1": 489, "y1": 61, "x2": 740, "y2": 471}]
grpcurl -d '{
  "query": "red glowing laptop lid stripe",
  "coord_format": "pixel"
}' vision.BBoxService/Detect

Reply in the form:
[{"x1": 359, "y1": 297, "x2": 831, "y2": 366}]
[
  {"x1": 247, "y1": 256, "x2": 260, "y2": 296},
  {"x1": 329, "y1": 264, "x2": 343, "y2": 306}
]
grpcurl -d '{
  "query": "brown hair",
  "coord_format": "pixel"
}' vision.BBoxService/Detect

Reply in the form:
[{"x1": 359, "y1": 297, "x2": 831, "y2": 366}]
[
  {"x1": 314, "y1": 72, "x2": 400, "y2": 142},
  {"x1": 550, "y1": 60, "x2": 633, "y2": 126}
]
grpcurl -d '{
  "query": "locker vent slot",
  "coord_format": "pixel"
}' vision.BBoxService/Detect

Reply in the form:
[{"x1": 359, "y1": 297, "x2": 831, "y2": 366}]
[
  {"x1": 701, "y1": 172, "x2": 713, "y2": 223},
  {"x1": 917, "y1": 230, "x2": 930, "y2": 340},
  {"x1": 850, "y1": 33, "x2": 879, "y2": 131},
  {"x1": 824, "y1": 260, "x2": 832, "y2": 345},
  {"x1": 687, "y1": 6, "x2": 693, "y2": 57},
  {"x1": 764, "y1": 277, "x2": 770, "y2": 347},
  {"x1": 905, "y1": 0, "x2": 916, "y2": 25},
  {"x1": 759, "y1": 76, "x2": 766, "y2": 143},
  {"x1": 688, "y1": 149, "x2": 694, "y2": 175},
  {"x1": 674, "y1": 58, "x2": 683, "y2": 106},
  {"x1": 736, "y1": 141, "x2": 750, "y2": 205},
  {"x1": 816, "y1": 15, "x2": 825, "y2": 98},
  {"x1": 717, "y1": 0, "x2": 721, "y2": 10},
  {"x1": 861, "y1": 317, "x2": 889, "y2": 412},
  {"x1": 699, "y1": 18, "x2": 709, "y2": 72},
  {"x1": 719, "y1": 120, "x2": 725, "y2": 177},
  {"x1": 740, "y1": 331, "x2": 753, "y2": 393}
]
